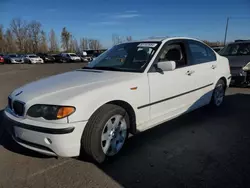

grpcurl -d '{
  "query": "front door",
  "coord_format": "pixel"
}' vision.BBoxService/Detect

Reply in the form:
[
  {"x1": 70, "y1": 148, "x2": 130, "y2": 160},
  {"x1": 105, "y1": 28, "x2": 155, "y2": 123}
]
[{"x1": 146, "y1": 40, "x2": 202, "y2": 128}]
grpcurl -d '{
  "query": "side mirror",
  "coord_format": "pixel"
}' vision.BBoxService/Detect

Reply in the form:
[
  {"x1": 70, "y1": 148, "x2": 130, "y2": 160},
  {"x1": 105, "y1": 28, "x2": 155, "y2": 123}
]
[{"x1": 157, "y1": 60, "x2": 176, "y2": 72}]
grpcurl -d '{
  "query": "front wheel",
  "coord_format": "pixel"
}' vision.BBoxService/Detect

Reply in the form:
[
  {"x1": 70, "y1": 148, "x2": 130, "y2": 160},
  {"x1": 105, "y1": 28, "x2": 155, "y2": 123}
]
[
  {"x1": 210, "y1": 79, "x2": 226, "y2": 107},
  {"x1": 80, "y1": 104, "x2": 129, "y2": 163}
]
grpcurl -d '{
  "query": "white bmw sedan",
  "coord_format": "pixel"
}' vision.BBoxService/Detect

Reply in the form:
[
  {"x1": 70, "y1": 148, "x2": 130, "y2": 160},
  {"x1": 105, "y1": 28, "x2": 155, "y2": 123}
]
[{"x1": 3, "y1": 37, "x2": 231, "y2": 163}]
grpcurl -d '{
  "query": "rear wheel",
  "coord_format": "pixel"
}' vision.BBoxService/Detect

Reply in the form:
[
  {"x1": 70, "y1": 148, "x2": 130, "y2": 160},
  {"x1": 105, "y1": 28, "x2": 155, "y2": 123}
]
[
  {"x1": 210, "y1": 79, "x2": 226, "y2": 107},
  {"x1": 80, "y1": 104, "x2": 129, "y2": 163}
]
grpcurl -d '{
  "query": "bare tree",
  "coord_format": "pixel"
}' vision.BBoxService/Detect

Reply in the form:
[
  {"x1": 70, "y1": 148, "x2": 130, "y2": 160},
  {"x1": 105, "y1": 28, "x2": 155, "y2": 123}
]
[
  {"x1": 24, "y1": 32, "x2": 33, "y2": 53},
  {"x1": 202, "y1": 40, "x2": 224, "y2": 47},
  {"x1": 27, "y1": 21, "x2": 42, "y2": 53},
  {"x1": 73, "y1": 39, "x2": 79, "y2": 52},
  {"x1": 49, "y1": 29, "x2": 59, "y2": 52},
  {"x1": 69, "y1": 35, "x2": 75, "y2": 52},
  {"x1": 0, "y1": 25, "x2": 5, "y2": 53},
  {"x1": 79, "y1": 38, "x2": 88, "y2": 51},
  {"x1": 5, "y1": 29, "x2": 17, "y2": 53},
  {"x1": 10, "y1": 18, "x2": 28, "y2": 52},
  {"x1": 126, "y1": 36, "x2": 132, "y2": 41},
  {"x1": 61, "y1": 27, "x2": 70, "y2": 51},
  {"x1": 112, "y1": 34, "x2": 132, "y2": 45},
  {"x1": 39, "y1": 30, "x2": 48, "y2": 53},
  {"x1": 88, "y1": 39, "x2": 102, "y2": 50},
  {"x1": 112, "y1": 34, "x2": 123, "y2": 45}
]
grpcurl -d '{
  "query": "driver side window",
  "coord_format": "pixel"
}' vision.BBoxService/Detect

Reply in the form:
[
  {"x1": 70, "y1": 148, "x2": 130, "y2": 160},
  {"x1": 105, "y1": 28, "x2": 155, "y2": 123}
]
[{"x1": 158, "y1": 43, "x2": 187, "y2": 68}]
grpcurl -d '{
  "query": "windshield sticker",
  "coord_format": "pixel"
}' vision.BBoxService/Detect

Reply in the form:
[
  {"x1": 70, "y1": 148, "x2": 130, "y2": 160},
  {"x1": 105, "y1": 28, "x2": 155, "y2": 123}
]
[{"x1": 137, "y1": 43, "x2": 158, "y2": 48}]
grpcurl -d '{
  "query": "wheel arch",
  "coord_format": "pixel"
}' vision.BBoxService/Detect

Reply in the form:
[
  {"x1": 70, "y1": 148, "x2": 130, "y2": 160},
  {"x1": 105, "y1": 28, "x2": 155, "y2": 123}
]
[
  {"x1": 106, "y1": 100, "x2": 137, "y2": 135},
  {"x1": 218, "y1": 76, "x2": 227, "y2": 89}
]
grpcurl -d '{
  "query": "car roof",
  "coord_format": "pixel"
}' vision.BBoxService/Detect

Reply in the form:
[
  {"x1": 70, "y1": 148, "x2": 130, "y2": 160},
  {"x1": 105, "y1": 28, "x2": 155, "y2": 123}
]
[
  {"x1": 228, "y1": 40, "x2": 250, "y2": 45},
  {"x1": 122, "y1": 37, "x2": 206, "y2": 44}
]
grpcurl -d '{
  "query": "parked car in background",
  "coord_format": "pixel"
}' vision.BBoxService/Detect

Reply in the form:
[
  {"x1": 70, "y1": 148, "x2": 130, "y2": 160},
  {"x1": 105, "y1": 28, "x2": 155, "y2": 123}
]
[
  {"x1": 0, "y1": 54, "x2": 4, "y2": 64},
  {"x1": 4, "y1": 54, "x2": 24, "y2": 64},
  {"x1": 37, "y1": 53, "x2": 55, "y2": 63},
  {"x1": 60, "y1": 53, "x2": 81, "y2": 63},
  {"x1": 77, "y1": 52, "x2": 89, "y2": 62},
  {"x1": 4, "y1": 37, "x2": 231, "y2": 163},
  {"x1": 219, "y1": 40, "x2": 250, "y2": 86},
  {"x1": 24, "y1": 54, "x2": 44, "y2": 64},
  {"x1": 212, "y1": 46, "x2": 224, "y2": 53},
  {"x1": 83, "y1": 49, "x2": 107, "y2": 62},
  {"x1": 51, "y1": 54, "x2": 63, "y2": 63}
]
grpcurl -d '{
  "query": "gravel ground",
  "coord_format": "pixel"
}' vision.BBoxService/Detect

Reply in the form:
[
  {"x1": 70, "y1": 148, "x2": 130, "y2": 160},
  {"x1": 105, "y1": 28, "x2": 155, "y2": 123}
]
[{"x1": 0, "y1": 63, "x2": 250, "y2": 188}]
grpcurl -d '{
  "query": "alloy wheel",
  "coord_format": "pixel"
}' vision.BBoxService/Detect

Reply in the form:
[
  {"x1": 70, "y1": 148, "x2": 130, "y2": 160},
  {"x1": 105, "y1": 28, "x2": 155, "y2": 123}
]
[
  {"x1": 214, "y1": 84, "x2": 224, "y2": 106},
  {"x1": 101, "y1": 114, "x2": 127, "y2": 156}
]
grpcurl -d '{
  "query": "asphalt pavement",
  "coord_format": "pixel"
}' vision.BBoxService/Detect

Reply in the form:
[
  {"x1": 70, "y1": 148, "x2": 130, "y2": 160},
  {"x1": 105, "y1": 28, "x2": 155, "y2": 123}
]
[{"x1": 0, "y1": 63, "x2": 250, "y2": 188}]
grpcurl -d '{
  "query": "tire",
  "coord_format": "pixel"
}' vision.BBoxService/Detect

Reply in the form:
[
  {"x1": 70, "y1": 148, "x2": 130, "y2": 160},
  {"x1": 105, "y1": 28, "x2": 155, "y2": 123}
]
[
  {"x1": 210, "y1": 79, "x2": 226, "y2": 107},
  {"x1": 81, "y1": 104, "x2": 129, "y2": 163}
]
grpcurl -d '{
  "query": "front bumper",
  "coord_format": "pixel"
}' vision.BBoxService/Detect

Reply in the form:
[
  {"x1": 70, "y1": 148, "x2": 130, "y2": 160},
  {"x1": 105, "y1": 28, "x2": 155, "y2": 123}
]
[
  {"x1": 231, "y1": 72, "x2": 250, "y2": 85},
  {"x1": 3, "y1": 110, "x2": 87, "y2": 157},
  {"x1": 31, "y1": 61, "x2": 44, "y2": 64},
  {"x1": 44, "y1": 59, "x2": 55, "y2": 62},
  {"x1": 70, "y1": 59, "x2": 81, "y2": 62},
  {"x1": 11, "y1": 61, "x2": 24, "y2": 64}
]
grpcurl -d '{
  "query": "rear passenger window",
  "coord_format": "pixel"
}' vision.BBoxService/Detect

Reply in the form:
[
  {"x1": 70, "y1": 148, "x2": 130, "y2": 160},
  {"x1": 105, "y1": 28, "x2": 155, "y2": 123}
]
[{"x1": 188, "y1": 41, "x2": 216, "y2": 65}]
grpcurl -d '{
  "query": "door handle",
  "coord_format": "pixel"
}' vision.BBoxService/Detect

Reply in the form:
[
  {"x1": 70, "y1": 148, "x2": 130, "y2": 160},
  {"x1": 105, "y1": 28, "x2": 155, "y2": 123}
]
[
  {"x1": 186, "y1": 70, "x2": 195, "y2": 76},
  {"x1": 211, "y1": 65, "x2": 217, "y2": 69}
]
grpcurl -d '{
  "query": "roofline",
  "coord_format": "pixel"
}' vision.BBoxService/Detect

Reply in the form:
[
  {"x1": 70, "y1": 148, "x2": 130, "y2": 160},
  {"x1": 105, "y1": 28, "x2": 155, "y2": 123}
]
[{"x1": 120, "y1": 37, "x2": 208, "y2": 45}]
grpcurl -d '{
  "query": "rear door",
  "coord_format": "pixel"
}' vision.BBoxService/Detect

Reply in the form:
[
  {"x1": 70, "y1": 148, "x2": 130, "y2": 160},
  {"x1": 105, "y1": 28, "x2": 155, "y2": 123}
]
[{"x1": 185, "y1": 40, "x2": 218, "y2": 106}]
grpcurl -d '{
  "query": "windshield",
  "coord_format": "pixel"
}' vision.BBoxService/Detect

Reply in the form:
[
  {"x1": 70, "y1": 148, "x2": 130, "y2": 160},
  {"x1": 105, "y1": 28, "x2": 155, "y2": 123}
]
[
  {"x1": 220, "y1": 43, "x2": 250, "y2": 56},
  {"x1": 29, "y1": 55, "x2": 38, "y2": 58},
  {"x1": 69, "y1": 54, "x2": 77, "y2": 57},
  {"x1": 9, "y1": 54, "x2": 18, "y2": 58},
  {"x1": 86, "y1": 42, "x2": 160, "y2": 72}
]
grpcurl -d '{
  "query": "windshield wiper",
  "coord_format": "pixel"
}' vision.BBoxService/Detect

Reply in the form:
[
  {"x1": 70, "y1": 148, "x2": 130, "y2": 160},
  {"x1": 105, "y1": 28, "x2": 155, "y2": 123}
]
[
  {"x1": 82, "y1": 66, "x2": 140, "y2": 72},
  {"x1": 93, "y1": 66, "x2": 121, "y2": 71},
  {"x1": 82, "y1": 66, "x2": 121, "y2": 71}
]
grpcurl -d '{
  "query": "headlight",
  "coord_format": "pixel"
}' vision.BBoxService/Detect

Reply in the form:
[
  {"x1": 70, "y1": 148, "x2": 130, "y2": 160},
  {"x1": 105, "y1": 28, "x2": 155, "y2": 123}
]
[
  {"x1": 243, "y1": 62, "x2": 250, "y2": 71},
  {"x1": 27, "y1": 105, "x2": 75, "y2": 120}
]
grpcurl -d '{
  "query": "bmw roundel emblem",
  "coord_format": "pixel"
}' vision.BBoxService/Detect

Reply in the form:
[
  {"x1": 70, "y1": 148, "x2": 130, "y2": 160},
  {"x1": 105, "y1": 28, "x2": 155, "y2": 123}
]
[{"x1": 15, "y1": 91, "x2": 23, "y2": 97}]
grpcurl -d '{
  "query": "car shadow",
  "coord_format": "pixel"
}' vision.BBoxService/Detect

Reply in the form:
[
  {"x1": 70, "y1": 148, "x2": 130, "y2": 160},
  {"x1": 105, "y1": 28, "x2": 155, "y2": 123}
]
[
  {"x1": 0, "y1": 109, "x2": 52, "y2": 159},
  {"x1": 95, "y1": 93, "x2": 250, "y2": 188}
]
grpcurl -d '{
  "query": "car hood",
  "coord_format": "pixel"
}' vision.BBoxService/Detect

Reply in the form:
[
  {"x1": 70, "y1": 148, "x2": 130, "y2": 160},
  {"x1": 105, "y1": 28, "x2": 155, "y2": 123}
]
[
  {"x1": 10, "y1": 69, "x2": 139, "y2": 103},
  {"x1": 225, "y1": 55, "x2": 250, "y2": 68}
]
